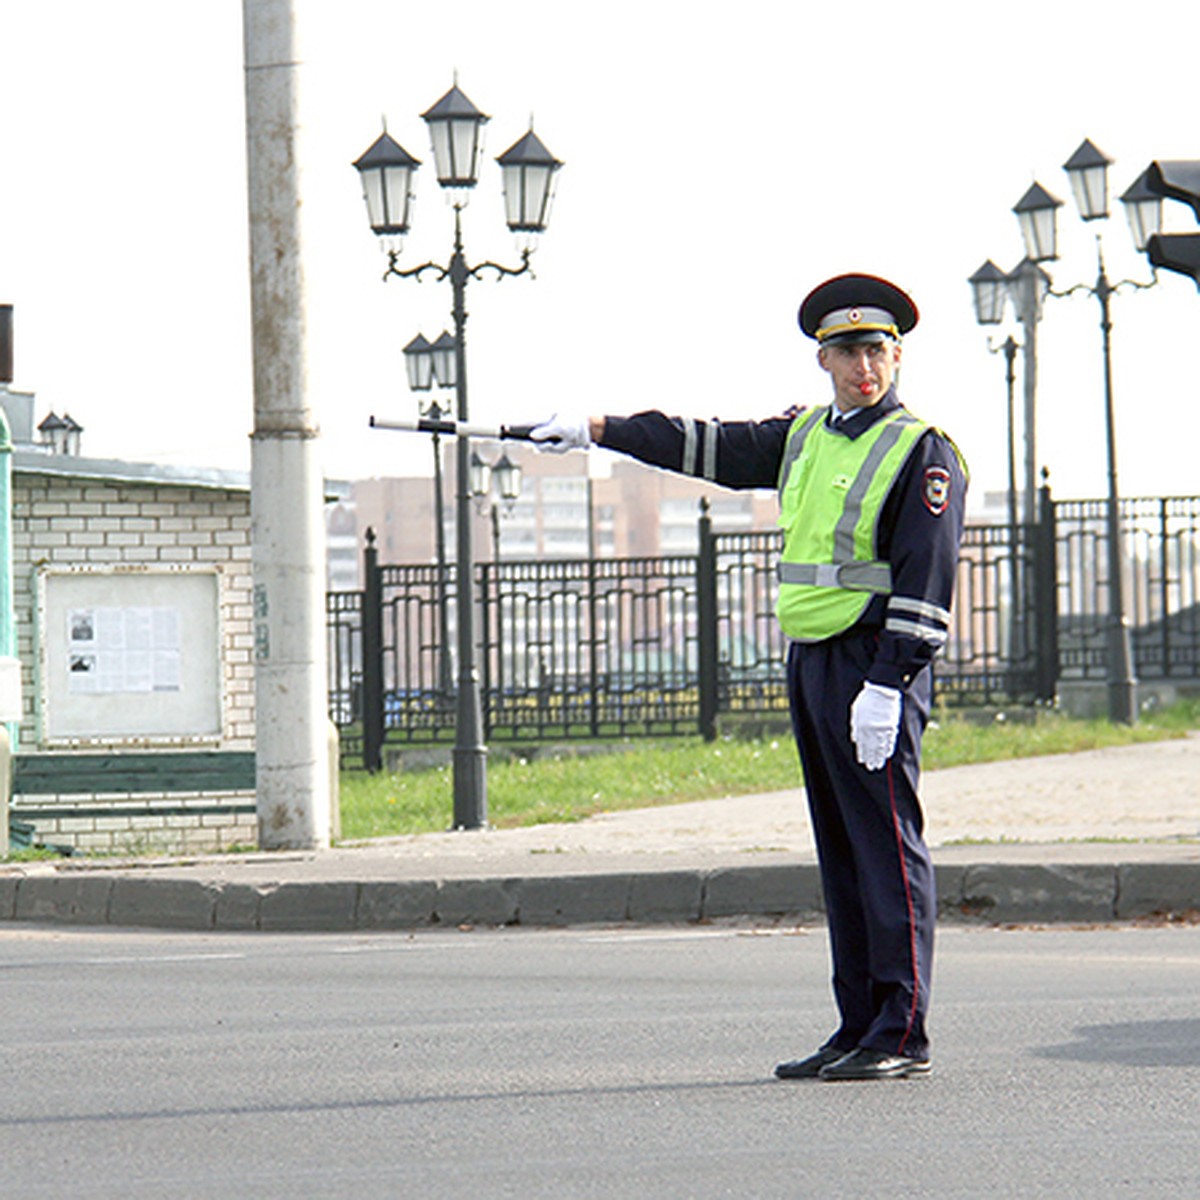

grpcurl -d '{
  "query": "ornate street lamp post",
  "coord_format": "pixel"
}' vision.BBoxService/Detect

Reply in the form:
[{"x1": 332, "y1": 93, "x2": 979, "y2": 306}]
[
  {"x1": 355, "y1": 83, "x2": 562, "y2": 828},
  {"x1": 968, "y1": 261, "x2": 1025, "y2": 667},
  {"x1": 971, "y1": 139, "x2": 1162, "y2": 724},
  {"x1": 968, "y1": 262, "x2": 1021, "y2": 540},
  {"x1": 401, "y1": 333, "x2": 454, "y2": 699},
  {"x1": 1056, "y1": 141, "x2": 1157, "y2": 725}
]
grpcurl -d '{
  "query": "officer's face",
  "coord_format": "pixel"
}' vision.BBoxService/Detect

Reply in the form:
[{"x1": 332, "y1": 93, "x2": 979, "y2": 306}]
[{"x1": 818, "y1": 338, "x2": 902, "y2": 412}]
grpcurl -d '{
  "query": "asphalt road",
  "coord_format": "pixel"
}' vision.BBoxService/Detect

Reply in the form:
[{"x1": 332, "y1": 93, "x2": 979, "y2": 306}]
[{"x1": 2, "y1": 920, "x2": 1199, "y2": 1198}]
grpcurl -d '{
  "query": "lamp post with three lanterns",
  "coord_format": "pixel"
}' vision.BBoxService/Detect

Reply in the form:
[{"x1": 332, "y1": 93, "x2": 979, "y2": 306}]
[{"x1": 354, "y1": 83, "x2": 562, "y2": 829}]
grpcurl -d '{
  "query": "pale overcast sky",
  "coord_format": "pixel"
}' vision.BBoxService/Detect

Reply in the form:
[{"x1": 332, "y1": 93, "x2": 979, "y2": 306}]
[{"x1": 3, "y1": 0, "x2": 1200, "y2": 510}]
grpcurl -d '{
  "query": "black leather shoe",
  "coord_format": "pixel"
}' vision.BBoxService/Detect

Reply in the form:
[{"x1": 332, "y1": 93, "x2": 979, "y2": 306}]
[
  {"x1": 818, "y1": 1047, "x2": 932, "y2": 1081},
  {"x1": 774, "y1": 1047, "x2": 849, "y2": 1080}
]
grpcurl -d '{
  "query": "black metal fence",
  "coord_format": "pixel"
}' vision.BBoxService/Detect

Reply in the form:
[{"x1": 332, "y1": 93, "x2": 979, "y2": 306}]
[
  {"x1": 479, "y1": 554, "x2": 703, "y2": 741},
  {"x1": 1056, "y1": 495, "x2": 1200, "y2": 682},
  {"x1": 934, "y1": 484, "x2": 1058, "y2": 708},
  {"x1": 328, "y1": 490, "x2": 1200, "y2": 768}
]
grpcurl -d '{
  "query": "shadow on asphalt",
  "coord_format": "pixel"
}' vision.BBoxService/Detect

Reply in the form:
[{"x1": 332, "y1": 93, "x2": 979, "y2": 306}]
[{"x1": 1034, "y1": 1018, "x2": 1200, "y2": 1067}]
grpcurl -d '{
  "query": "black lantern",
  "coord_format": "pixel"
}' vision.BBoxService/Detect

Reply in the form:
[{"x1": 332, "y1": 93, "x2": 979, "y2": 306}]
[
  {"x1": 37, "y1": 411, "x2": 68, "y2": 455},
  {"x1": 1063, "y1": 138, "x2": 1112, "y2": 222},
  {"x1": 1120, "y1": 169, "x2": 1164, "y2": 252},
  {"x1": 1013, "y1": 182, "x2": 1063, "y2": 262},
  {"x1": 61, "y1": 413, "x2": 83, "y2": 456},
  {"x1": 468, "y1": 450, "x2": 491, "y2": 499},
  {"x1": 493, "y1": 452, "x2": 522, "y2": 502},
  {"x1": 470, "y1": 450, "x2": 523, "y2": 506},
  {"x1": 421, "y1": 84, "x2": 489, "y2": 189},
  {"x1": 352, "y1": 132, "x2": 421, "y2": 237},
  {"x1": 430, "y1": 331, "x2": 457, "y2": 388},
  {"x1": 968, "y1": 260, "x2": 1009, "y2": 325},
  {"x1": 402, "y1": 333, "x2": 435, "y2": 391},
  {"x1": 496, "y1": 127, "x2": 564, "y2": 233}
]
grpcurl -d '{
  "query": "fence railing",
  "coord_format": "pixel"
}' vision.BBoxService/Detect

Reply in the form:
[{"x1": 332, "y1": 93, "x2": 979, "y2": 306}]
[
  {"x1": 327, "y1": 490, "x2": 1200, "y2": 767},
  {"x1": 1055, "y1": 495, "x2": 1200, "y2": 682}
]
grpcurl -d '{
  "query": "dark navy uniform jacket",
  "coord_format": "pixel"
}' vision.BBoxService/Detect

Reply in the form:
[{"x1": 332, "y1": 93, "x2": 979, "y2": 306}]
[{"x1": 598, "y1": 388, "x2": 968, "y2": 693}]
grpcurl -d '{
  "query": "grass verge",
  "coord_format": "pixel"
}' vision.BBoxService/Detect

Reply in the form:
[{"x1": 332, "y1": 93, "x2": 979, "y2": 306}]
[{"x1": 337, "y1": 699, "x2": 1200, "y2": 841}]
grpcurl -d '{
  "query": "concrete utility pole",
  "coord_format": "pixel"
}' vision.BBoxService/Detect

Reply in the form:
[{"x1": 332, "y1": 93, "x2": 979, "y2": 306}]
[{"x1": 242, "y1": 0, "x2": 330, "y2": 848}]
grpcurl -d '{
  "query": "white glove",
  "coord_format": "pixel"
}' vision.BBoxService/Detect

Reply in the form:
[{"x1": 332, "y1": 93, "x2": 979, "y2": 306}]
[
  {"x1": 529, "y1": 413, "x2": 591, "y2": 453},
  {"x1": 849, "y1": 682, "x2": 902, "y2": 771}
]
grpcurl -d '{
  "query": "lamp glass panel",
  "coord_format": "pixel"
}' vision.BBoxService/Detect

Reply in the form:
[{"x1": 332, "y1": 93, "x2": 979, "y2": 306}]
[
  {"x1": 502, "y1": 164, "x2": 553, "y2": 231},
  {"x1": 427, "y1": 122, "x2": 451, "y2": 181},
  {"x1": 430, "y1": 120, "x2": 481, "y2": 186},
  {"x1": 452, "y1": 120, "x2": 482, "y2": 183},
  {"x1": 431, "y1": 335, "x2": 458, "y2": 387},
  {"x1": 385, "y1": 165, "x2": 414, "y2": 228},
  {"x1": 469, "y1": 453, "x2": 491, "y2": 497},
  {"x1": 1123, "y1": 196, "x2": 1162, "y2": 251},
  {"x1": 1068, "y1": 164, "x2": 1109, "y2": 221},
  {"x1": 362, "y1": 165, "x2": 413, "y2": 233},
  {"x1": 494, "y1": 456, "x2": 522, "y2": 501},
  {"x1": 359, "y1": 169, "x2": 386, "y2": 229},
  {"x1": 403, "y1": 349, "x2": 434, "y2": 391},
  {"x1": 971, "y1": 278, "x2": 1006, "y2": 325},
  {"x1": 1018, "y1": 207, "x2": 1057, "y2": 262}
]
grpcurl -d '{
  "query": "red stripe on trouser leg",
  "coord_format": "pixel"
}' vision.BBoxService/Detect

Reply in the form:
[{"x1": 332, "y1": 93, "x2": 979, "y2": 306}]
[{"x1": 887, "y1": 758, "x2": 920, "y2": 1056}]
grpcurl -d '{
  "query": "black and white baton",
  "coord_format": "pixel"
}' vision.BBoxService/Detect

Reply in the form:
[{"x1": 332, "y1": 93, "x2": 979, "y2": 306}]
[{"x1": 368, "y1": 415, "x2": 546, "y2": 441}]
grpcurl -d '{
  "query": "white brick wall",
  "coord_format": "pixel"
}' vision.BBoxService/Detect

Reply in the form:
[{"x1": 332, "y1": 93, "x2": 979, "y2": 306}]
[
  {"x1": 10, "y1": 467, "x2": 259, "y2": 853},
  {"x1": 11, "y1": 795, "x2": 258, "y2": 855},
  {"x1": 12, "y1": 471, "x2": 256, "y2": 749}
]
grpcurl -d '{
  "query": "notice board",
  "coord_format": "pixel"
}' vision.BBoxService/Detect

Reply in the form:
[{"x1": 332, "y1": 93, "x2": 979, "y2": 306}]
[{"x1": 39, "y1": 566, "x2": 223, "y2": 743}]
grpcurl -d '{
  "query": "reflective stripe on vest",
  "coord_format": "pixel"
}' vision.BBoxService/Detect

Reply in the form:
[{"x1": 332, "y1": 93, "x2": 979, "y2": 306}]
[
  {"x1": 777, "y1": 560, "x2": 893, "y2": 592},
  {"x1": 775, "y1": 406, "x2": 926, "y2": 641},
  {"x1": 775, "y1": 408, "x2": 824, "y2": 501}
]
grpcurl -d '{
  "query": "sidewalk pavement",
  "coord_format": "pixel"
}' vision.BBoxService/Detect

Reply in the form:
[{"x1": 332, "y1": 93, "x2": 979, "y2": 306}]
[{"x1": 2, "y1": 735, "x2": 1198, "y2": 933}]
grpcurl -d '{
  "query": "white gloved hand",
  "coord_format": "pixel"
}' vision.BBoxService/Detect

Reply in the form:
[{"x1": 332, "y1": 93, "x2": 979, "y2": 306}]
[
  {"x1": 529, "y1": 414, "x2": 591, "y2": 453},
  {"x1": 849, "y1": 682, "x2": 902, "y2": 771}
]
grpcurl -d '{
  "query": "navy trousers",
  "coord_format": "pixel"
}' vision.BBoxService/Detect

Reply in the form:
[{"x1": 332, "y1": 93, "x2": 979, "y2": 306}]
[{"x1": 786, "y1": 635, "x2": 935, "y2": 1060}]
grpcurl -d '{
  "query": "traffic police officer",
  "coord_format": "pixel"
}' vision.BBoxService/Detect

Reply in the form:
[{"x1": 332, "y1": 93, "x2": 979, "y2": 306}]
[{"x1": 532, "y1": 273, "x2": 967, "y2": 1081}]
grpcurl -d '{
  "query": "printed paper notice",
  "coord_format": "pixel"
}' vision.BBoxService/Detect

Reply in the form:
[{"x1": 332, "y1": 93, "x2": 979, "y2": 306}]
[{"x1": 67, "y1": 606, "x2": 183, "y2": 694}]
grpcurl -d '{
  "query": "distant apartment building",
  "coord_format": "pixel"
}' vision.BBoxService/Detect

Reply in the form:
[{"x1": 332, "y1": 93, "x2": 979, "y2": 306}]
[{"x1": 327, "y1": 439, "x2": 780, "y2": 586}]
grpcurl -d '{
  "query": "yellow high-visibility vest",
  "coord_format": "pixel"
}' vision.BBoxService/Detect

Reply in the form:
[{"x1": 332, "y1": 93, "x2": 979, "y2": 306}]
[{"x1": 775, "y1": 405, "x2": 928, "y2": 642}]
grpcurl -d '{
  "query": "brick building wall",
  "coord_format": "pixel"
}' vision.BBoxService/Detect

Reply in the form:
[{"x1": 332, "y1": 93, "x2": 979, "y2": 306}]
[{"x1": 8, "y1": 456, "x2": 257, "y2": 853}]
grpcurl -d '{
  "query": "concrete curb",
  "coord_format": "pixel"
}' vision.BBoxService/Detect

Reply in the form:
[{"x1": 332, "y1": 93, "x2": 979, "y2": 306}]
[{"x1": 3, "y1": 859, "x2": 1198, "y2": 933}]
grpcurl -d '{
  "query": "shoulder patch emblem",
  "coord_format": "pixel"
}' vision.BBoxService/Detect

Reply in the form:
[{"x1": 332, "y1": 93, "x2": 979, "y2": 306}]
[{"x1": 923, "y1": 466, "x2": 951, "y2": 515}]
